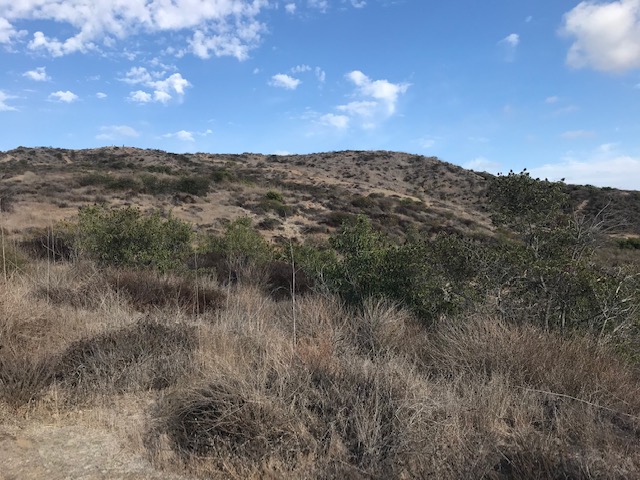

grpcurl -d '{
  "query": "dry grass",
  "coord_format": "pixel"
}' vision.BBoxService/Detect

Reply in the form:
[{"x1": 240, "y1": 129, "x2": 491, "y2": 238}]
[{"x1": 1, "y1": 260, "x2": 639, "y2": 478}]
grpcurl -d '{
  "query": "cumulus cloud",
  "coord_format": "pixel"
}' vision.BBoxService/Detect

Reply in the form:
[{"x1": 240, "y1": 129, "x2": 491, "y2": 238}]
[
  {"x1": 96, "y1": 125, "x2": 140, "y2": 140},
  {"x1": 0, "y1": 1, "x2": 268, "y2": 60},
  {"x1": 545, "y1": 96, "x2": 560, "y2": 104},
  {"x1": 317, "y1": 70, "x2": 409, "y2": 130},
  {"x1": 49, "y1": 90, "x2": 78, "y2": 103},
  {"x1": 0, "y1": 90, "x2": 17, "y2": 111},
  {"x1": 23, "y1": 66, "x2": 50, "y2": 81},
  {"x1": 121, "y1": 67, "x2": 191, "y2": 104},
  {"x1": 0, "y1": 16, "x2": 25, "y2": 44},
  {"x1": 530, "y1": 152, "x2": 640, "y2": 190},
  {"x1": 285, "y1": 3, "x2": 297, "y2": 14},
  {"x1": 96, "y1": 92, "x2": 107, "y2": 99},
  {"x1": 562, "y1": 0, "x2": 640, "y2": 72},
  {"x1": 345, "y1": 70, "x2": 410, "y2": 115},
  {"x1": 269, "y1": 73, "x2": 301, "y2": 90}
]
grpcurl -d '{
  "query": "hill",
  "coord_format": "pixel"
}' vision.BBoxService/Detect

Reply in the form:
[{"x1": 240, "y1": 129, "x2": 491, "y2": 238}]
[{"x1": 1, "y1": 146, "x2": 640, "y2": 479}]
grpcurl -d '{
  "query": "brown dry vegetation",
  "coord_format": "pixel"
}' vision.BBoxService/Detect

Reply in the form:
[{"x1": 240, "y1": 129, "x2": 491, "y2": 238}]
[{"x1": 1, "y1": 256, "x2": 639, "y2": 479}]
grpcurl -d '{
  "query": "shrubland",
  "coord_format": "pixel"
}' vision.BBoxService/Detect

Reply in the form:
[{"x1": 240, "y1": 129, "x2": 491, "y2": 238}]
[{"x1": 0, "y1": 171, "x2": 639, "y2": 478}]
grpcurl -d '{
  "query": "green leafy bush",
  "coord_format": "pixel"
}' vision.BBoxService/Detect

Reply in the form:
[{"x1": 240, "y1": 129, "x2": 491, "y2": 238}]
[{"x1": 74, "y1": 205, "x2": 192, "y2": 271}]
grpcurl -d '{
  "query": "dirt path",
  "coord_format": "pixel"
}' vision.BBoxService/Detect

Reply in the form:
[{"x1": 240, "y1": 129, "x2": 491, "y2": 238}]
[{"x1": 0, "y1": 424, "x2": 192, "y2": 480}]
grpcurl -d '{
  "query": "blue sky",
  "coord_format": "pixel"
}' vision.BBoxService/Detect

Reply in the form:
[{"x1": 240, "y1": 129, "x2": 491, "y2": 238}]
[{"x1": 1, "y1": 0, "x2": 640, "y2": 189}]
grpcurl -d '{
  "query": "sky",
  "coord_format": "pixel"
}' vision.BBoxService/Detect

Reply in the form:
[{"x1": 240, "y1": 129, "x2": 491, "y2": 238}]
[{"x1": 1, "y1": 0, "x2": 640, "y2": 190}]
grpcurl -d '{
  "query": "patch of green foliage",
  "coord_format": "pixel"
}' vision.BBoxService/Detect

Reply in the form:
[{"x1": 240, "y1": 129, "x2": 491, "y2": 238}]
[
  {"x1": 618, "y1": 237, "x2": 640, "y2": 250},
  {"x1": 205, "y1": 217, "x2": 274, "y2": 267},
  {"x1": 74, "y1": 205, "x2": 192, "y2": 271}
]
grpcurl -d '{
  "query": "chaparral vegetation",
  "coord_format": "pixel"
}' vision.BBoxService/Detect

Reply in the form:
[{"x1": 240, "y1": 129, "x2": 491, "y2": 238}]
[{"x1": 1, "y1": 148, "x2": 639, "y2": 479}]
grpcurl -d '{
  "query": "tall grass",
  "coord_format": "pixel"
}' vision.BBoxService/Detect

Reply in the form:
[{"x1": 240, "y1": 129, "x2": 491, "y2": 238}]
[{"x1": 0, "y1": 258, "x2": 639, "y2": 478}]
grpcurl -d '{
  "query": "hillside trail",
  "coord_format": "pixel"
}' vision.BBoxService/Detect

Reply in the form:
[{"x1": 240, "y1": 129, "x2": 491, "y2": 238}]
[{"x1": 0, "y1": 422, "x2": 193, "y2": 480}]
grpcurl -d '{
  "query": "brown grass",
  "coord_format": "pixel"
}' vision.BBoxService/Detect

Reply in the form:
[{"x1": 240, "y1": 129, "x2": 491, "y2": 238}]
[{"x1": 1, "y1": 260, "x2": 639, "y2": 478}]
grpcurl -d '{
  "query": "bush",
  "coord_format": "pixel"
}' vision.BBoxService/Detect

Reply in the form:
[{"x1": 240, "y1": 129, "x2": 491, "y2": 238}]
[
  {"x1": 175, "y1": 176, "x2": 210, "y2": 196},
  {"x1": 264, "y1": 190, "x2": 284, "y2": 203},
  {"x1": 74, "y1": 205, "x2": 193, "y2": 271}
]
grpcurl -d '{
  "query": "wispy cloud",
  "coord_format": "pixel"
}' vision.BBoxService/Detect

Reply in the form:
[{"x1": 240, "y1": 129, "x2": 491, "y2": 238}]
[
  {"x1": 49, "y1": 90, "x2": 79, "y2": 103},
  {"x1": 498, "y1": 33, "x2": 520, "y2": 62},
  {"x1": 23, "y1": 67, "x2": 50, "y2": 82},
  {"x1": 0, "y1": 90, "x2": 17, "y2": 111},
  {"x1": 96, "y1": 125, "x2": 140, "y2": 140},
  {"x1": 562, "y1": 0, "x2": 640, "y2": 72},
  {"x1": 464, "y1": 157, "x2": 501, "y2": 172},
  {"x1": 530, "y1": 144, "x2": 640, "y2": 190},
  {"x1": 560, "y1": 130, "x2": 595, "y2": 139},
  {"x1": 320, "y1": 113, "x2": 350, "y2": 129},
  {"x1": 163, "y1": 129, "x2": 213, "y2": 142}
]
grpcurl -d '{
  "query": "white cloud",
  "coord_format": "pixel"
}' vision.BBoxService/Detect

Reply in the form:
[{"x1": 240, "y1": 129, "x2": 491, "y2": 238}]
[
  {"x1": 96, "y1": 92, "x2": 107, "y2": 99},
  {"x1": 269, "y1": 73, "x2": 301, "y2": 90},
  {"x1": 464, "y1": 157, "x2": 501, "y2": 172},
  {"x1": 562, "y1": 0, "x2": 640, "y2": 72},
  {"x1": 285, "y1": 3, "x2": 297, "y2": 14},
  {"x1": 315, "y1": 67, "x2": 326, "y2": 83},
  {"x1": 502, "y1": 33, "x2": 520, "y2": 47},
  {"x1": 163, "y1": 129, "x2": 212, "y2": 142},
  {"x1": 337, "y1": 100, "x2": 378, "y2": 117},
  {"x1": 530, "y1": 153, "x2": 640, "y2": 190},
  {"x1": 122, "y1": 67, "x2": 191, "y2": 104},
  {"x1": 0, "y1": 90, "x2": 17, "y2": 111},
  {"x1": 1, "y1": 1, "x2": 268, "y2": 60},
  {"x1": 291, "y1": 64, "x2": 311, "y2": 73},
  {"x1": 345, "y1": 70, "x2": 410, "y2": 115},
  {"x1": 561, "y1": 129, "x2": 596, "y2": 139},
  {"x1": 49, "y1": 90, "x2": 78, "y2": 103},
  {"x1": 320, "y1": 113, "x2": 349, "y2": 129},
  {"x1": 164, "y1": 130, "x2": 195, "y2": 142},
  {"x1": 23, "y1": 66, "x2": 50, "y2": 82},
  {"x1": 318, "y1": 70, "x2": 409, "y2": 130},
  {"x1": 129, "y1": 90, "x2": 152, "y2": 103},
  {"x1": 309, "y1": 0, "x2": 329, "y2": 11},
  {"x1": 545, "y1": 96, "x2": 560, "y2": 104},
  {"x1": 498, "y1": 33, "x2": 520, "y2": 61},
  {"x1": 349, "y1": 0, "x2": 367, "y2": 7},
  {"x1": 0, "y1": 16, "x2": 25, "y2": 44},
  {"x1": 96, "y1": 125, "x2": 140, "y2": 140}
]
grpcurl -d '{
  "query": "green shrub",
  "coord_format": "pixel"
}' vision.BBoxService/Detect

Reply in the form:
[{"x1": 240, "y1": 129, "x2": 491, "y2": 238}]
[
  {"x1": 265, "y1": 190, "x2": 284, "y2": 203},
  {"x1": 175, "y1": 176, "x2": 210, "y2": 196},
  {"x1": 207, "y1": 217, "x2": 274, "y2": 266},
  {"x1": 74, "y1": 205, "x2": 192, "y2": 271}
]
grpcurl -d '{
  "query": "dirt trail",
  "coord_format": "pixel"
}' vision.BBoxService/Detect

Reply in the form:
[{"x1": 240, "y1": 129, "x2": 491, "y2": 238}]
[{"x1": 0, "y1": 424, "x2": 192, "y2": 480}]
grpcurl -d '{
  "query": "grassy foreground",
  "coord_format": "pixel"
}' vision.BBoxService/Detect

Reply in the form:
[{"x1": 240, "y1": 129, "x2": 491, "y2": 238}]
[{"x1": 1, "y1": 258, "x2": 639, "y2": 479}]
